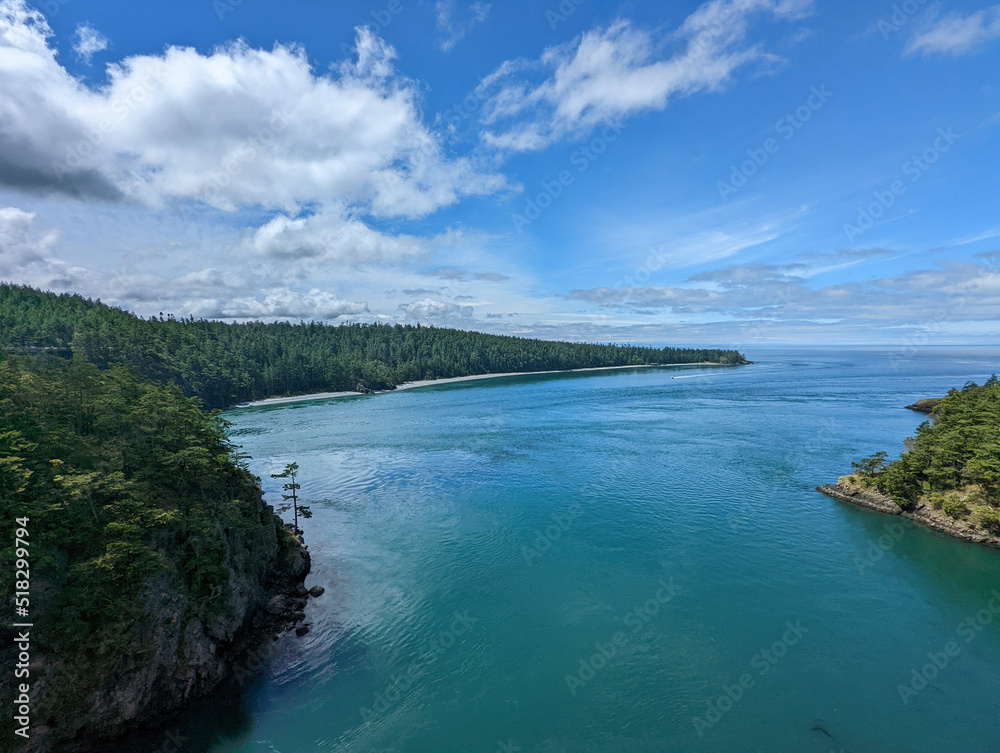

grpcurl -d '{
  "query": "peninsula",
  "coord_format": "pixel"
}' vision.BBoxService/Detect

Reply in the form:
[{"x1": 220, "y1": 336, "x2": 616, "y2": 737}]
[{"x1": 819, "y1": 376, "x2": 1000, "y2": 548}]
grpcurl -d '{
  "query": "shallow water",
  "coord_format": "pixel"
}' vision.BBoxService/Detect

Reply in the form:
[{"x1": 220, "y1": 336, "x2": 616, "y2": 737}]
[{"x1": 130, "y1": 347, "x2": 1000, "y2": 753}]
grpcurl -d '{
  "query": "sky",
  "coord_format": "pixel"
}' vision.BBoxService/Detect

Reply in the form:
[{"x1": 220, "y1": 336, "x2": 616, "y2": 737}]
[{"x1": 0, "y1": 0, "x2": 998, "y2": 348}]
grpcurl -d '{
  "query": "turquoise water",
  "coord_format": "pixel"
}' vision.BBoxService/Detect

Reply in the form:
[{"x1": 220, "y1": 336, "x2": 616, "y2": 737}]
[{"x1": 136, "y1": 349, "x2": 1000, "y2": 752}]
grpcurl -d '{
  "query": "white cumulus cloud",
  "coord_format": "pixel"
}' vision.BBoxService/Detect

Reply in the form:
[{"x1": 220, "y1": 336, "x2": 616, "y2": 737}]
[
  {"x1": 0, "y1": 205, "x2": 61, "y2": 275},
  {"x1": 0, "y1": 1, "x2": 504, "y2": 216},
  {"x1": 244, "y1": 209, "x2": 429, "y2": 265}
]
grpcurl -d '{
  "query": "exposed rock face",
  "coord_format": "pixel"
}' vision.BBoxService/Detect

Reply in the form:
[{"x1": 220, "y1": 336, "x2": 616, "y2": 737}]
[
  {"x1": 905, "y1": 398, "x2": 943, "y2": 414},
  {"x1": 21, "y1": 496, "x2": 310, "y2": 753},
  {"x1": 818, "y1": 483, "x2": 1000, "y2": 549}
]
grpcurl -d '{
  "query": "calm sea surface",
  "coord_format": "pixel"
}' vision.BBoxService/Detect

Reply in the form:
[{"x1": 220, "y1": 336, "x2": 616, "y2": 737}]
[{"x1": 131, "y1": 347, "x2": 1000, "y2": 753}]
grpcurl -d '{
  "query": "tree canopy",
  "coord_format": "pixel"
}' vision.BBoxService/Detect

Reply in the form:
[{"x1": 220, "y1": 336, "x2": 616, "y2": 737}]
[
  {"x1": 855, "y1": 376, "x2": 1000, "y2": 533},
  {"x1": 0, "y1": 355, "x2": 266, "y2": 656},
  {"x1": 0, "y1": 352, "x2": 305, "y2": 744}
]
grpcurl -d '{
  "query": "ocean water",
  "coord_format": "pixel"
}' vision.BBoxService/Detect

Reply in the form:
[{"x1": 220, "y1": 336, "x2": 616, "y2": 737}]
[{"x1": 128, "y1": 348, "x2": 1000, "y2": 753}]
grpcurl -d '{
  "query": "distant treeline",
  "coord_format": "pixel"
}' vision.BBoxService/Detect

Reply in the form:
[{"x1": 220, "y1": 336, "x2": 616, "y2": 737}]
[{"x1": 0, "y1": 285, "x2": 746, "y2": 410}]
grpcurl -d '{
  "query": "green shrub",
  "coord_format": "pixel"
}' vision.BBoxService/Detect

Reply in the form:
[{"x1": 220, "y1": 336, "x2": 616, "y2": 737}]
[
  {"x1": 940, "y1": 495, "x2": 970, "y2": 520},
  {"x1": 975, "y1": 506, "x2": 1000, "y2": 535}
]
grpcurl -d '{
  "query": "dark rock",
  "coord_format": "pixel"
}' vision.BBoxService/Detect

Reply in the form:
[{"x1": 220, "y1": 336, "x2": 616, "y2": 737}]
[
  {"x1": 905, "y1": 398, "x2": 943, "y2": 414},
  {"x1": 266, "y1": 595, "x2": 289, "y2": 615},
  {"x1": 309, "y1": 585, "x2": 325, "y2": 597},
  {"x1": 31, "y1": 492, "x2": 313, "y2": 753},
  {"x1": 295, "y1": 625, "x2": 310, "y2": 637}
]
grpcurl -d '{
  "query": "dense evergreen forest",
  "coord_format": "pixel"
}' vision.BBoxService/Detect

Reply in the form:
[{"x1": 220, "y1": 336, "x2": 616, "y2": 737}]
[
  {"x1": 0, "y1": 285, "x2": 746, "y2": 410},
  {"x1": 0, "y1": 356, "x2": 260, "y2": 652},
  {"x1": 0, "y1": 353, "x2": 305, "y2": 745},
  {"x1": 846, "y1": 377, "x2": 1000, "y2": 533}
]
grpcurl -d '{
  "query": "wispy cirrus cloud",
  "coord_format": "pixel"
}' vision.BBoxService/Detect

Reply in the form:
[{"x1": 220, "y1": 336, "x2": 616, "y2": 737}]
[
  {"x1": 906, "y1": 3, "x2": 1000, "y2": 56},
  {"x1": 478, "y1": 0, "x2": 814, "y2": 152},
  {"x1": 436, "y1": 0, "x2": 491, "y2": 52}
]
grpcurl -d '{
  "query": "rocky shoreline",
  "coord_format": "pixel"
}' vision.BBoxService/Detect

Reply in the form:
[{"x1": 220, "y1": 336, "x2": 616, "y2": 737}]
[
  {"x1": 818, "y1": 483, "x2": 1000, "y2": 549},
  {"x1": 30, "y1": 497, "x2": 317, "y2": 753}
]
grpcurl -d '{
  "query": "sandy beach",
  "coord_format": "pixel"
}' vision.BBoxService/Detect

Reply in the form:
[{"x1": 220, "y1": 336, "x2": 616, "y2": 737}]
[{"x1": 231, "y1": 362, "x2": 732, "y2": 409}]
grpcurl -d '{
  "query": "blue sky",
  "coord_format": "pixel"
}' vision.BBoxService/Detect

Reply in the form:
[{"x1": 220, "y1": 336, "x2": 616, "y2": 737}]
[{"x1": 1, "y1": 0, "x2": 998, "y2": 347}]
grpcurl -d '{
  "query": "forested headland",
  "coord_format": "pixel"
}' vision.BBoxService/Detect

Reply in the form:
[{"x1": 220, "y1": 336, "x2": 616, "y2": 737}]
[
  {"x1": 0, "y1": 354, "x2": 310, "y2": 751},
  {"x1": 0, "y1": 285, "x2": 747, "y2": 410},
  {"x1": 821, "y1": 377, "x2": 1000, "y2": 545}
]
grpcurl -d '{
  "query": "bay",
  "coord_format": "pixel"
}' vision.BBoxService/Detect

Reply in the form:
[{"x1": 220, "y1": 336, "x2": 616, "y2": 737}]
[{"x1": 130, "y1": 347, "x2": 1000, "y2": 753}]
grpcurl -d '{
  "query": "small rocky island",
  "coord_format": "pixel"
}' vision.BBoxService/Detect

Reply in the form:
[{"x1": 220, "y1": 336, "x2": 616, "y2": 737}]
[{"x1": 819, "y1": 377, "x2": 1000, "y2": 549}]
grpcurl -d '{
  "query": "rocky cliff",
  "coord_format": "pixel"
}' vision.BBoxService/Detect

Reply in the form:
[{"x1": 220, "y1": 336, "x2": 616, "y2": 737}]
[{"x1": 13, "y1": 495, "x2": 310, "y2": 753}]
